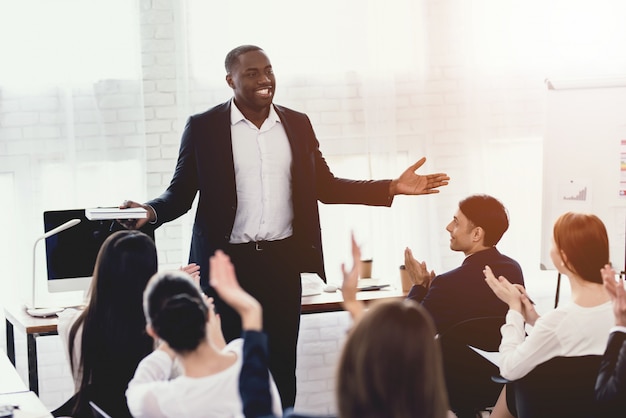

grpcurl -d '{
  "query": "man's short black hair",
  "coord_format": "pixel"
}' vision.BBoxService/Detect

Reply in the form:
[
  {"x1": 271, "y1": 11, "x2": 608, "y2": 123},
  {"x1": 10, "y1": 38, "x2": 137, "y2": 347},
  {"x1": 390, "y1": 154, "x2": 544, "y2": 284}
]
[
  {"x1": 458, "y1": 194, "x2": 509, "y2": 246},
  {"x1": 225, "y1": 45, "x2": 263, "y2": 73}
]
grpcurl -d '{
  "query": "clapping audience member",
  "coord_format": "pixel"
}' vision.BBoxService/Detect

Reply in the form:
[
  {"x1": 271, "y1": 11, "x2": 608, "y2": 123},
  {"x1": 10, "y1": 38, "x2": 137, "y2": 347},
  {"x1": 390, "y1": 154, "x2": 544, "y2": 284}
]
[
  {"x1": 405, "y1": 194, "x2": 524, "y2": 334},
  {"x1": 57, "y1": 231, "x2": 161, "y2": 417},
  {"x1": 210, "y1": 234, "x2": 449, "y2": 418},
  {"x1": 126, "y1": 269, "x2": 282, "y2": 418},
  {"x1": 595, "y1": 264, "x2": 626, "y2": 415},
  {"x1": 484, "y1": 212, "x2": 614, "y2": 418}
]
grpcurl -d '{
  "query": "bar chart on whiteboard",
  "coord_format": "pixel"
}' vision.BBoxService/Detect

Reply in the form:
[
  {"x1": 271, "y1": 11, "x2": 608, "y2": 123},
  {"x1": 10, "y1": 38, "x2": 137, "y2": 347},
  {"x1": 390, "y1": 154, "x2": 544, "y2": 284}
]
[{"x1": 541, "y1": 83, "x2": 626, "y2": 271}]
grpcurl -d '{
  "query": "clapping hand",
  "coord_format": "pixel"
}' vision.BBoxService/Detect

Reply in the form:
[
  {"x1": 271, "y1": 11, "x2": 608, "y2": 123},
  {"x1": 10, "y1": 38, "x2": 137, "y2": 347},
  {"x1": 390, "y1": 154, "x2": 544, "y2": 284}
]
[
  {"x1": 404, "y1": 247, "x2": 435, "y2": 288},
  {"x1": 180, "y1": 263, "x2": 200, "y2": 285},
  {"x1": 484, "y1": 265, "x2": 523, "y2": 313},
  {"x1": 601, "y1": 264, "x2": 626, "y2": 327}
]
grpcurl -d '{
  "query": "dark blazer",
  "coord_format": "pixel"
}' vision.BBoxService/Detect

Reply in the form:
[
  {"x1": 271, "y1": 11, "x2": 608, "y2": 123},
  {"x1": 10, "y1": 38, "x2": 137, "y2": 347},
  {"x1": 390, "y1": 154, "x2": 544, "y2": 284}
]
[
  {"x1": 595, "y1": 330, "x2": 626, "y2": 416},
  {"x1": 147, "y1": 100, "x2": 392, "y2": 289},
  {"x1": 407, "y1": 247, "x2": 524, "y2": 334}
]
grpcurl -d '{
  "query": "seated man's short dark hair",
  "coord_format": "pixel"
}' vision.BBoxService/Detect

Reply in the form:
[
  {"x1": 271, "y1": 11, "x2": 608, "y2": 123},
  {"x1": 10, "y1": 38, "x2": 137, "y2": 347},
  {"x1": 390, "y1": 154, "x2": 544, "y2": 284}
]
[{"x1": 458, "y1": 194, "x2": 509, "y2": 246}]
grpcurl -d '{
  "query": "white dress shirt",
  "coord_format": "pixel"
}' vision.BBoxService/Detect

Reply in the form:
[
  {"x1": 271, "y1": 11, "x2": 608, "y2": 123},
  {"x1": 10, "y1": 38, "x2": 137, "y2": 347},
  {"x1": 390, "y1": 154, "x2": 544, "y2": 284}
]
[
  {"x1": 126, "y1": 339, "x2": 283, "y2": 418},
  {"x1": 498, "y1": 301, "x2": 613, "y2": 380},
  {"x1": 229, "y1": 101, "x2": 293, "y2": 244}
]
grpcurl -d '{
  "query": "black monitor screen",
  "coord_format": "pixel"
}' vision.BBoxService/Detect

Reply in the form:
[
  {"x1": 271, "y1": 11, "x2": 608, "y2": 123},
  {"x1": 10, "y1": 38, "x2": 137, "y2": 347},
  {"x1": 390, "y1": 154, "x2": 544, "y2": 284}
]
[
  {"x1": 44, "y1": 209, "x2": 113, "y2": 280},
  {"x1": 43, "y1": 209, "x2": 154, "y2": 281}
]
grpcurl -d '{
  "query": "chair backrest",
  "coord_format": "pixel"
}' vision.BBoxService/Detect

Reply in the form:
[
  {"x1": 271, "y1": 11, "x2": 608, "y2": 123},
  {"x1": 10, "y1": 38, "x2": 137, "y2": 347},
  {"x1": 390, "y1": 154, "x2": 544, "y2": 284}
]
[
  {"x1": 509, "y1": 355, "x2": 602, "y2": 418},
  {"x1": 437, "y1": 316, "x2": 506, "y2": 415},
  {"x1": 89, "y1": 401, "x2": 113, "y2": 418}
]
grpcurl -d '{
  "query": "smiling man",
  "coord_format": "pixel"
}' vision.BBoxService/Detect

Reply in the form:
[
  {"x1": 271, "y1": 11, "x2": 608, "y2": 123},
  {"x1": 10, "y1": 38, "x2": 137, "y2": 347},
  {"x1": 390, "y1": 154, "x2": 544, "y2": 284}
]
[
  {"x1": 122, "y1": 45, "x2": 450, "y2": 409},
  {"x1": 404, "y1": 193, "x2": 524, "y2": 334}
]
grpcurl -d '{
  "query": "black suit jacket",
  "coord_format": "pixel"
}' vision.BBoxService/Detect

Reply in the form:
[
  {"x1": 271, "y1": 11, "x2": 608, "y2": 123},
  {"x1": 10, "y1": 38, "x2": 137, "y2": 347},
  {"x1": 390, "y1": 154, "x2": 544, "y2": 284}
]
[
  {"x1": 595, "y1": 330, "x2": 626, "y2": 416},
  {"x1": 148, "y1": 100, "x2": 393, "y2": 288},
  {"x1": 407, "y1": 247, "x2": 524, "y2": 334}
]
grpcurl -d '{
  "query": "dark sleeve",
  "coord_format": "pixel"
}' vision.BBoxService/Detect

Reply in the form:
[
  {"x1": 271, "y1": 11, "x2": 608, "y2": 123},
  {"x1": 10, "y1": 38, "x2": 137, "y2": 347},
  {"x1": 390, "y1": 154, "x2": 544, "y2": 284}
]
[
  {"x1": 595, "y1": 331, "x2": 626, "y2": 414},
  {"x1": 147, "y1": 116, "x2": 199, "y2": 226},
  {"x1": 298, "y1": 113, "x2": 393, "y2": 207},
  {"x1": 240, "y1": 330, "x2": 280, "y2": 418},
  {"x1": 406, "y1": 284, "x2": 428, "y2": 302}
]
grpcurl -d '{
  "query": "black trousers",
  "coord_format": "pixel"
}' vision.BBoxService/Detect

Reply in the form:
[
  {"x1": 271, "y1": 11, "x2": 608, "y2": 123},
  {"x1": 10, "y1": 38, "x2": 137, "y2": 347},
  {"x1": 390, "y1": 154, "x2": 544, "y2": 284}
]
[{"x1": 213, "y1": 237, "x2": 302, "y2": 409}]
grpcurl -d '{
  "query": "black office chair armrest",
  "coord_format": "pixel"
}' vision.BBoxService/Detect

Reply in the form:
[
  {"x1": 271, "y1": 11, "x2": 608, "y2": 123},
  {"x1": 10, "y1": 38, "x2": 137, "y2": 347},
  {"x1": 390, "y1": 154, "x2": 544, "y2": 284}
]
[{"x1": 491, "y1": 375, "x2": 510, "y2": 384}]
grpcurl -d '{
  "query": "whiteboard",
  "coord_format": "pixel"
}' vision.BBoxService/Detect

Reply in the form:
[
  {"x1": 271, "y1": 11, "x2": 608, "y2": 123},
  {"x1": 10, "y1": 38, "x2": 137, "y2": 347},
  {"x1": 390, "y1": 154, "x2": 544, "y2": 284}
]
[{"x1": 541, "y1": 83, "x2": 626, "y2": 271}]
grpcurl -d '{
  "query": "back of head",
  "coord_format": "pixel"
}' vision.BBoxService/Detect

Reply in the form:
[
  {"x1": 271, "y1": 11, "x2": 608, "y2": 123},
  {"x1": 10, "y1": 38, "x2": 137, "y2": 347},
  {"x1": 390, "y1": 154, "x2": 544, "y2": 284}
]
[
  {"x1": 144, "y1": 270, "x2": 208, "y2": 354},
  {"x1": 458, "y1": 194, "x2": 509, "y2": 246},
  {"x1": 225, "y1": 44, "x2": 263, "y2": 73},
  {"x1": 336, "y1": 300, "x2": 449, "y2": 418},
  {"x1": 70, "y1": 230, "x2": 158, "y2": 416},
  {"x1": 553, "y1": 212, "x2": 609, "y2": 284}
]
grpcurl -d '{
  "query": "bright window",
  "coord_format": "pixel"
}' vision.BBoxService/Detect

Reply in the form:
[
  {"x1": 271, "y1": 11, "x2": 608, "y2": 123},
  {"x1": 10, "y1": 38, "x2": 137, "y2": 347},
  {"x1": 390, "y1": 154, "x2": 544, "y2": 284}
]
[{"x1": 0, "y1": 0, "x2": 140, "y2": 89}]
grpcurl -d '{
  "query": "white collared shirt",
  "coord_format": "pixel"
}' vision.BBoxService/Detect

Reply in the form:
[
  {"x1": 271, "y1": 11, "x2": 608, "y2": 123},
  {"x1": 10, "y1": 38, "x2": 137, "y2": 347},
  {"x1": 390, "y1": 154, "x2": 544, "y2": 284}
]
[{"x1": 229, "y1": 100, "x2": 293, "y2": 244}]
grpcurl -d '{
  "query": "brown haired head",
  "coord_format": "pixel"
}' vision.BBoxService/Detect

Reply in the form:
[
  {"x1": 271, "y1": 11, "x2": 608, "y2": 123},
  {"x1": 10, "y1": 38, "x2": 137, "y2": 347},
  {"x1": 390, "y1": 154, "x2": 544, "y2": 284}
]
[
  {"x1": 336, "y1": 299, "x2": 449, "y2": 418},
  {"x1": 553, "y1": 212, "x2": 609, "y2": 284}
]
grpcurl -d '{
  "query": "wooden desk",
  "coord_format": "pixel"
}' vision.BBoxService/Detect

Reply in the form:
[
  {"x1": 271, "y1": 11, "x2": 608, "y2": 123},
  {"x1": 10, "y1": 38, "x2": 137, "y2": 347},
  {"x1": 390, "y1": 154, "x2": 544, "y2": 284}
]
[
  {"x1": 3, "y1": 303, "x2": 58, "y2": 395},
  {"x1": 301, "y1": 287, "x2": 406, "y2": 314},
  {"x1": 3, "y1": 287, "x2": 406, "y2": 395}
]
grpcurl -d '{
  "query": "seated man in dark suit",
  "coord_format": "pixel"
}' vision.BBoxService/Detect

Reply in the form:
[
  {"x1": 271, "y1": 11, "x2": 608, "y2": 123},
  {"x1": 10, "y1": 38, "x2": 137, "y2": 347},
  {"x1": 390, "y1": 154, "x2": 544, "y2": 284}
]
[
  {"x1": 404, "y1": 193, "x2": 524, "y2": 334},
  {"x1": 596, "y1": 264, "x2": 626, "y2": 416},
  {"x1": 405, "y1": 194, "x2": 525, "y2": 418}
]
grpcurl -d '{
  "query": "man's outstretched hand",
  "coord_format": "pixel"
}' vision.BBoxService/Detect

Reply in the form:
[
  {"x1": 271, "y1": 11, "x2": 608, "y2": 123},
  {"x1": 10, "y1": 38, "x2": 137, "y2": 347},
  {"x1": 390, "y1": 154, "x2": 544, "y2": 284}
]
[
  {"x1": 389, "y1": 157, "x2": 450, "y2": 196},
  {"x1": 118, "y1": 200, "x2": 156, "y2": 230}
]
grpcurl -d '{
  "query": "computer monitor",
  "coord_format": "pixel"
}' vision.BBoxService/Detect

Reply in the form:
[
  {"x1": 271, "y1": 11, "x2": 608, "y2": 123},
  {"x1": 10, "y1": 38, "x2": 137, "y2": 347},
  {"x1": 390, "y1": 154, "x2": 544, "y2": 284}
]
[
  {"x1": 43, "y1": 209, "x2": 109, "y2": 294},
  {"x1": 43, "y1": 209, "x2": 154, "y2": 294}
]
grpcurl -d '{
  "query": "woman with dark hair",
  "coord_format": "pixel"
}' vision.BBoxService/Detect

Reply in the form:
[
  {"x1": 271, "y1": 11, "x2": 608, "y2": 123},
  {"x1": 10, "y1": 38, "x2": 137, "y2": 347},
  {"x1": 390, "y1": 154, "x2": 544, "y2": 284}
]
[
  {"x1": 484, "y1": 212, "x2": 614, "y2": 418},
  {"x1": 210, "y1": 235, "x2": 449, "y2": 418},
  {"x1": 57, "y1": 230, "x2": 161, "y2": 417},
  {"x1": 126, "y1": 269, "x2": 282, "y2": 418}
]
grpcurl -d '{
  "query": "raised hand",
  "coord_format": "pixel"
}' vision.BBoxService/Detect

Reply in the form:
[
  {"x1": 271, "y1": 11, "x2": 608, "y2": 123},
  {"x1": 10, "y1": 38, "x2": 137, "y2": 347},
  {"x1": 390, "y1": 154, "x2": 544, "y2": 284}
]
[
  {"x1": 602, "y1": 264, "x2": 626, "y2": 327},
  {"x1": 181, "y1": 263, "x2": 200, "y2": 285},
  {"x1": 209, "y1": 250, "x2": 262, "y2": 331},
  {"x1": 341, "y1": 233, "x2": 365, "y2": 322},
  {"x1": 389, "y1": 157, "x2": 450, "y2": 196}
]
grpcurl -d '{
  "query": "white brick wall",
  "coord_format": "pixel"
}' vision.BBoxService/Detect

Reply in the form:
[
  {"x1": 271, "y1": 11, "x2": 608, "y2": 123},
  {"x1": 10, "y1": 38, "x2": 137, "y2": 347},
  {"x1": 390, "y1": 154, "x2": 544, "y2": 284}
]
[{"x1": 0, "y1": 0, "x2": 562, "y2": 414}]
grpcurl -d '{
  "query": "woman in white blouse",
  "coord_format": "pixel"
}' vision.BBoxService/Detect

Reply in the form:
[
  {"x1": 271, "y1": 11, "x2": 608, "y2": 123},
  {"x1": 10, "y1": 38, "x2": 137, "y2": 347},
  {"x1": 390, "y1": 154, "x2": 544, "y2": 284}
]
[
  {"x1": 484, "y1": 212, "x2": 614, "y2": 418},
  {"x1": 126, "y1": 270, "x2": 283, "y2": 418}
]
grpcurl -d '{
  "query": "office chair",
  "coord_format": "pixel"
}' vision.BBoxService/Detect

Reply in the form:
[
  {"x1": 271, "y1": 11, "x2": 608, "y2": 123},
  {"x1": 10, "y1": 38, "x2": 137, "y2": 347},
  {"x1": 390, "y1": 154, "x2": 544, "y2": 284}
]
[
  {"x1": 500, "y1": 355, "x2": 602, "y2": 418},
  {"x1": 436, "y1": 316, "x2": 505, "y2": 418}
]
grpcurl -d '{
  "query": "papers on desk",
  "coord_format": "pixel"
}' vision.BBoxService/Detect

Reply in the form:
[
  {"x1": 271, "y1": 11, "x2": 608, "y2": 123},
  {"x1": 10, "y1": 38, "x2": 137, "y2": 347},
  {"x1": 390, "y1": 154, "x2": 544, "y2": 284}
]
[
  {"x1": 85, "y1": 207, "x2": 147, "y2": 220},
  {"x1": 339, "y1": 278, "x2": 391, "y2": 292},
  {"x1": 0, "y1": 391, "x2": 52, "y2": 417},
  {"x1": 301, "y1": 273, "x2": 324, "y2": 297},
  {"x1": 469, "y1": 345, "x2": 501, "y2": 367}
]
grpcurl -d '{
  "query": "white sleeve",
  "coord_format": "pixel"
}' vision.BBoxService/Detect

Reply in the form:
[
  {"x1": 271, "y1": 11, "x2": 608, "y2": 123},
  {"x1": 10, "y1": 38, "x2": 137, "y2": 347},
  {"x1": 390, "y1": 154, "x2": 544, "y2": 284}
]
[
  {"x1": 269, "y1": 373, "x2": 283, "y2": 417},
  {"x1": 498, "y1": 309, "x2": 563, "y2": 380},
  {"x1": 57, "y1": 309, "x2": 81, "y2": 386},
  {"x1": 125, "y1": 350, "x2": 173, "y2": 418}
]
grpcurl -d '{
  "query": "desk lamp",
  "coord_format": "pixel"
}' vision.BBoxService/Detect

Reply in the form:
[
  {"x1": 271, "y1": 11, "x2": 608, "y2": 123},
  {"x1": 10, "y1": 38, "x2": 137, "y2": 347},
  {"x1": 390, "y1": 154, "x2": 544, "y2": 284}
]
[{"x1": 28, "y1": 218, "x2": 81, "y2": 317}]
